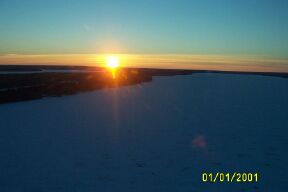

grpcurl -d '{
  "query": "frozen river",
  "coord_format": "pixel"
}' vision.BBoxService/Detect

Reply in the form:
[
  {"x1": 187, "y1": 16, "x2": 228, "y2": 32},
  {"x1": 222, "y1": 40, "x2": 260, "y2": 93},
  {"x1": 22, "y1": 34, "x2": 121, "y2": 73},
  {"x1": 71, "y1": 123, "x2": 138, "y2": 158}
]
[{"x1": 0, "y1": 73, "x2": 287, "y2": 191}]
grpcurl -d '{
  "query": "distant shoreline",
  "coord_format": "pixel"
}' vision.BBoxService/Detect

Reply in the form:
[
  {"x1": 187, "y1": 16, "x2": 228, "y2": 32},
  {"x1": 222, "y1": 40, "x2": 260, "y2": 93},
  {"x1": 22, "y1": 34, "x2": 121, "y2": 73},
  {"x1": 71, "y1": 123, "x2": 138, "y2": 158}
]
[
  {"x1": 0, "y1": 64, "x2": 288, "y2": 78},
  {"x1": 0, "y1": 65, "x2": 287, "y2": 104}
]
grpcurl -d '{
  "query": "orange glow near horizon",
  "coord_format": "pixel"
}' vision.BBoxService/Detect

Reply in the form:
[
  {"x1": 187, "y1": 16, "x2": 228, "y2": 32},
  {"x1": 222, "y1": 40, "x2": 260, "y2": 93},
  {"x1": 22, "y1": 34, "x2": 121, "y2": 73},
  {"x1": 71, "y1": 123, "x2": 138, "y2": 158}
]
[
  {"x1": 105, "y1": 55, "x2": 120, "y2": 79},
  {"x1": 0, "y1": 54, "x2": 288, "y2": 73}
]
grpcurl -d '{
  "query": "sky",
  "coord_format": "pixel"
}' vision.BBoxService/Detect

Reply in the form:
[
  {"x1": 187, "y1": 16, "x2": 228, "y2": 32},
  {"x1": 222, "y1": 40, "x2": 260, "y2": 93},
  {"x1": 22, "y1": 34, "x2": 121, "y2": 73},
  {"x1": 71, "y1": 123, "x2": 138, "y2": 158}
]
[{"x1": 0, "y1": 0, "x2": 288, "y2": 70}]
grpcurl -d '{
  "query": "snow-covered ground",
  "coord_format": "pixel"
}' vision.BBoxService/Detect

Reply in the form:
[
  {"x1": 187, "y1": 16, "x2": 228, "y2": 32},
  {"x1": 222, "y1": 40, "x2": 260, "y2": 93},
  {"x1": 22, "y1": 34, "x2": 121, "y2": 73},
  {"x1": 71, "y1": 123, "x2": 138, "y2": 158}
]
[{"x1": 0, "y1": 73, "x2": 287, "y2": 192}]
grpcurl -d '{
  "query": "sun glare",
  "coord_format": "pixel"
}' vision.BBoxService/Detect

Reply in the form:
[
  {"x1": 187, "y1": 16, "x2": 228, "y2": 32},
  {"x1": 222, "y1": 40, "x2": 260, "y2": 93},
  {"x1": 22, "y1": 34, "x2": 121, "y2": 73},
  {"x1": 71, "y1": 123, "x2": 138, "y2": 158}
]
[{"x1": 106, "y1": 56, "x2": 120, "y2": 69}]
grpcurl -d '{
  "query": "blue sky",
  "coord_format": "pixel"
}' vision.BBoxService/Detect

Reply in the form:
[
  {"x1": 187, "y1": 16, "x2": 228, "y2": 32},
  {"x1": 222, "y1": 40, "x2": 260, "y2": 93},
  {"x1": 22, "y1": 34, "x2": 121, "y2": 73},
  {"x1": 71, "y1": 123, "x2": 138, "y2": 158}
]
[{"x1": 0, "y1": 0, "x2": 288, "y2": 57}]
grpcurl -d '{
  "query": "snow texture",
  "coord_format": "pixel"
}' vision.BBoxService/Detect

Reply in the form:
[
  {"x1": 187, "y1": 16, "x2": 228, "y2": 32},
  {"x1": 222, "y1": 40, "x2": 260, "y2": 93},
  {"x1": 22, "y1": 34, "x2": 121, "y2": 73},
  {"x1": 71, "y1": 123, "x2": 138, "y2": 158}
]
[{"x1": 0, "y1": 73, "x2": 287, "y2": 192}]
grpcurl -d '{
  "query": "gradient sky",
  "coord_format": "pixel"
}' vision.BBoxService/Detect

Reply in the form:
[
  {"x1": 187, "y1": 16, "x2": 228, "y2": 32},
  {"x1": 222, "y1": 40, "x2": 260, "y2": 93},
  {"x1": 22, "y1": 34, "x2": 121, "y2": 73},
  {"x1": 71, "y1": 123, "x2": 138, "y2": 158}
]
[{"x1": 1, "y1": 0, "x2": 288, "y2": 57}]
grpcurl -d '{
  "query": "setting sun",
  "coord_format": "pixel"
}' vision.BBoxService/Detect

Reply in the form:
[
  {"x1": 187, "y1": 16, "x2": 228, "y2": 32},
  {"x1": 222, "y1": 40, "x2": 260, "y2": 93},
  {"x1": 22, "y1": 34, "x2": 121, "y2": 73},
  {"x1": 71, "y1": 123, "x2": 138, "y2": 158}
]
[{"x1": 105, "y1": 56, "x2": 120, "y2": 69}]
